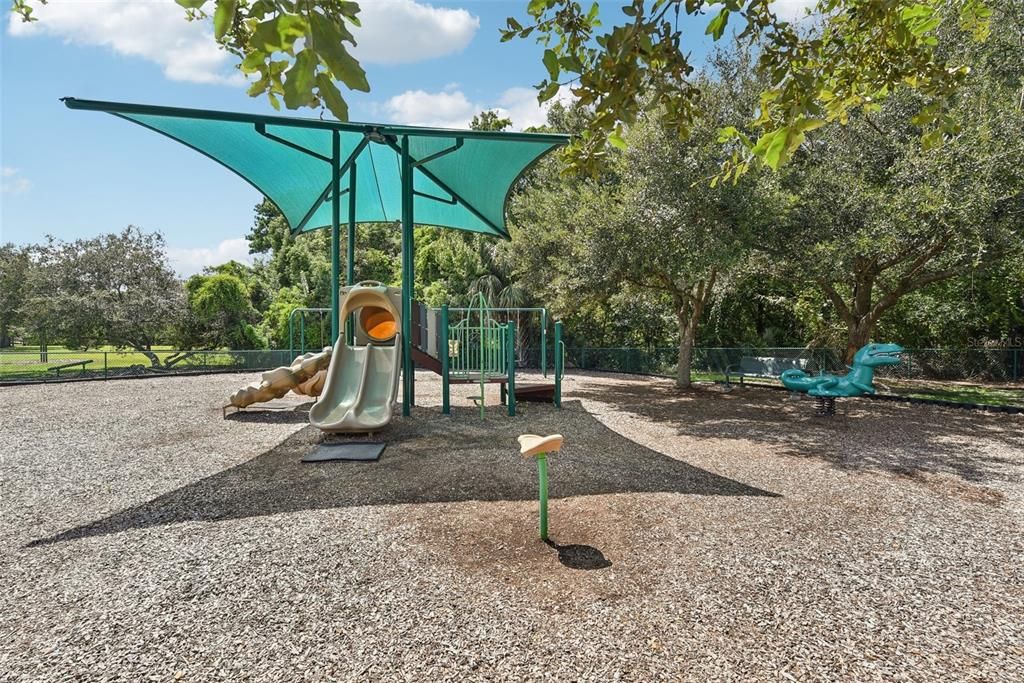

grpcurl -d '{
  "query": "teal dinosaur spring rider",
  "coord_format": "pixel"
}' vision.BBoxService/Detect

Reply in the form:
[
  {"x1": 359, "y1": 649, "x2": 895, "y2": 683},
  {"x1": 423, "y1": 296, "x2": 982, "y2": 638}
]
[{"x1": 780, "y1": 343, "x2": 904, "y2": 416}]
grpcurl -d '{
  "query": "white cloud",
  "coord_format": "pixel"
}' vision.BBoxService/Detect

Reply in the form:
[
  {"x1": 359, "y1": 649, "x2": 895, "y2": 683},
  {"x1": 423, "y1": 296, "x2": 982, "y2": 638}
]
[
  {"x1": 495, "y1": 86, "x2": 576, "y2": 130},
  {"x1": 382, "y1": 85, "x2": 576, "y2": 131},
  {"x1": 354, "y1": 0, "x2": 478, "y2": 64},
  {"x1": 166, "y1": 237, "x2": 252, "y2": 277},
  {"x1": 770, "y1": 0, "x2": 819, "y2": 22},
  {"x1": 383, "y1": 89, "x2": 478, "y2": 128},
  {"x1": 7, "y1": 0, "x2": 478, "y2": 85},
  {"x1": 7, "y1": 0, "x2": 241, "y2": 85},
  {"x1": 1, "y1": 167, "x2": 32, "y2": 194}
]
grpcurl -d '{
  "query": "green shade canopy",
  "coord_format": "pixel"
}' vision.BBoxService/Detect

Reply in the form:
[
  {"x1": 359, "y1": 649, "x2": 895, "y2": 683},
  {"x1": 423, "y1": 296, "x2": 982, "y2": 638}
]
[{"x1": 62, "y1": 98, "x2": 568, "y2": 238}]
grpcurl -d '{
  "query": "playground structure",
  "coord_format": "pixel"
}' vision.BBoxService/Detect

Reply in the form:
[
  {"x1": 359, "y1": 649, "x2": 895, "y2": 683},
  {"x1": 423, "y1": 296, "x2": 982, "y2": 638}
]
[
  {"x1": 781, "y1": 342, "x2": 905, "y2": 415},
  {"x1": 410, "y1": 294, "x2": 565, "y2": 417},
  {"x1": 64, "y1": 97, "x2": 569, "y2": 429},
  {"x1": 228, "y1": 289, "x2": 565, "y2": 425},
  {"x1": 225, "y1": 347, "x2": 332, "y2": 414}
]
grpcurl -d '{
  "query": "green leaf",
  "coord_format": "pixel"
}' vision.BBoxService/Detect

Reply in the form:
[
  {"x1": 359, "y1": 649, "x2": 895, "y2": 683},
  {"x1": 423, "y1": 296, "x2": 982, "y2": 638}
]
[
  {"x1": 608, "y1": 127, "x2": 627, "y2": 150},
  {"x1": 338, "y1": 1, "x2": 362, "y2": 25},
  {"x1": 175, "y1": 0, "x2": 207, "y2": 9},
  {"x1": 316, "y1": 74, "x2": 349, "y2": 121},
  {"x1": 213, "y1": 0, "x2": 237, "y2": 40},
  {"x1": 795, "y1": 118, "x2": 825, "y2": 133},
  {"x1": 528, "y1": 0, "x2": 549, "y2": 15},
  {"x1": 900, "y1": 4, "x2": 940, "y2": 37},
  {"x1": 309, "y1": 11, "x2": 369, "y2": 92},
  {"x1": 705, "y1": 9, "x2": 730, "y2": 41},
  {"x1": 717, "y1": 125, "x2": 739, "y2": 143},
  {"x1": 251, "y1": 14, "x2": 307, "y2": 53},
  {"x1": 240, "y1": 50, "x2": 265, "y2": 73},
  {"x1": 247, "y1": 73, "x2": 269, "y2": 97},
  {"x1": 543, "y1": 49, "x2": 560, "y2": 80},
  {"x1": 282, "y1": 50, "x2": 317, "y2": 109},
  {"x1": 751, "y1": 128, "x2": 788, "y2": 170},
  {"x1": 959, "y1": 0, "x2": 992, "y2": 41},
  {"x1": 921, "y1": 129, "x2": 944, "y2": 150},
  {"x1": 538, "y1": 80, "x2": 560, "y2": 102}
]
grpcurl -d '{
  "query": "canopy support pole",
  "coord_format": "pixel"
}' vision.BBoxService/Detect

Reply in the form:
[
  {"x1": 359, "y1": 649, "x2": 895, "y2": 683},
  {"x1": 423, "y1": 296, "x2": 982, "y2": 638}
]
[
  {"x1": 401, "y1": 135, "x2": 414, "y2": 416},
  {"x1": 330, "y1": 131, "x2": 341, "y2": 343},
  {"x1": 346, "y1": 162, "x2": 357, "y2": 345}
]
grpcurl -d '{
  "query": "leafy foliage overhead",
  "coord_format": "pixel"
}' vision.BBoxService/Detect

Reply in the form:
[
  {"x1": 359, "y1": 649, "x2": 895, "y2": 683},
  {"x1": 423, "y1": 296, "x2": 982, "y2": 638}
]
[{"x1": 503, "y1": 0, "x2": 993, "y2": 175}]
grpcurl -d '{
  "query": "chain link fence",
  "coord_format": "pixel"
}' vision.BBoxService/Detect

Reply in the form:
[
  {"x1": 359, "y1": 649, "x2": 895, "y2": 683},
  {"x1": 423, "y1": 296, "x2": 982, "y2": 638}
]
[
  {"x1": 0, "y1": 349, "x2": 294, "y2": 384},
  {"x1": 564, "y1": 346, "x2": 1024, "y2": 385},
  {"x1": 3, "y1": 345, "x2": 1022, "y2": 403}
]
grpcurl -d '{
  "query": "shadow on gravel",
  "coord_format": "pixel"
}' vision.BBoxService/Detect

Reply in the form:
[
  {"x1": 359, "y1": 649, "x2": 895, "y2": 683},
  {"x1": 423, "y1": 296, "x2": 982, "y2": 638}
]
[
  {"x1": 223, "y1": 402, "x2": 314, "y2": 424},
  {"x1": 28, "y1": 401, "x2": 776, "y2": 546},
  {"x1": 545, "y1": 540, "x2": 612, "y2": 570},
  {"x1": 571, "y1": 379, "x2": 1024, "y2": 483}
]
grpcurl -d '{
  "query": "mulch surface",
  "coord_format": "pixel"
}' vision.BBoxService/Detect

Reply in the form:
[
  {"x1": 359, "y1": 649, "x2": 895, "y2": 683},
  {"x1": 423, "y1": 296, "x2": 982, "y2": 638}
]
[{"x1": 1, "y1": 370, "x2": 1021, "y2": 681}]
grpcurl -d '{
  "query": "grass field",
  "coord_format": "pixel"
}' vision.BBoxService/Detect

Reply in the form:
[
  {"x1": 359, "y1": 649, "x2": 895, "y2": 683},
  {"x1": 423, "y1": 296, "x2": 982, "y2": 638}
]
[{"x1": 0, "y1": 346, "x2": 290, "y2": 381}]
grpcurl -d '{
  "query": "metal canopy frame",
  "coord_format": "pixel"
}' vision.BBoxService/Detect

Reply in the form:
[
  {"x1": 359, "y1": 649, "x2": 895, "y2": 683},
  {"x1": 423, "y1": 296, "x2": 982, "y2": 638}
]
[{"x1": 61, "y1": 97, "x2": 569, "y2": 417}]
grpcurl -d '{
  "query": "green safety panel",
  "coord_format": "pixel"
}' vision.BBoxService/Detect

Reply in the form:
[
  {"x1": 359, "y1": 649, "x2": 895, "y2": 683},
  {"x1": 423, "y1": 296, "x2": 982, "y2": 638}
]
[{"x1": 63, "y1": 98, "x2": 567, "y2": 238}]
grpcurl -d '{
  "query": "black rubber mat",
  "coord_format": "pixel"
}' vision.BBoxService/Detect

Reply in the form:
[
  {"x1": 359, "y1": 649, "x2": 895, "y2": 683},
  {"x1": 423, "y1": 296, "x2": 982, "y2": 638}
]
[{"x1": 302, "y1": 442, "x2": 386, "y2": 463}]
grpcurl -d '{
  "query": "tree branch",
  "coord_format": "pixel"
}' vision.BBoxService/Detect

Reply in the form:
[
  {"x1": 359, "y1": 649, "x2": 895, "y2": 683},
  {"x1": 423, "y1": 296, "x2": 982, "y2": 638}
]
[{"x1": 818, "y1": 278, "x2": 854, "y2": 324}]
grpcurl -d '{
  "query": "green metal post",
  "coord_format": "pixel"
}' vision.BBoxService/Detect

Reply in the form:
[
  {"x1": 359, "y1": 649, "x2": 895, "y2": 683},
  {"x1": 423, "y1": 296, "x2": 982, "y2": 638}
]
[
  {"x1": 554, "y1": 321, "x2": 563, "y2": 408},
  {"x1": 441, "y1": 304, "x2": 450, "y2": 414},
  {"x1": 541, "y1": 309, "x2": 547, "y2": 378},
  {"x1": 300, "y1": 312, "x2": 306, "y2": 355},
  {"x1": 1013, "y1": 349, "x2": 1019, "y2": 382},
  {"x1": 288, "y1": 312, "x2": 294, "y2": 358},
  {"x1": 330, "y1": 130, "x2": 341, "y2": 343},
  {"x1": 346, "y1": 162, "x2": 357, "y2": 346},
  {"x1": 507, "y1": 320, "x2": 516, "y2": 417},
  {"x1": 478, "y1": 294, "x2": 485, "y2": 418},
  {"x1": 400, "y1": 136, "x2": 414, "y2": 416},
  {"x1": 537, "y1": 453, "x2": 549, "y2": 540}
]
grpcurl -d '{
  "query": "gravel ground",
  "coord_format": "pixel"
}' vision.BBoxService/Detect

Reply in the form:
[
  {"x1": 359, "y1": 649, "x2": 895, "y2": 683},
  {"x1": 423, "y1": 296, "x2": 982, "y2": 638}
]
[{"x1": 1, "y1": 370, "x2": 1022, "y2": 681}]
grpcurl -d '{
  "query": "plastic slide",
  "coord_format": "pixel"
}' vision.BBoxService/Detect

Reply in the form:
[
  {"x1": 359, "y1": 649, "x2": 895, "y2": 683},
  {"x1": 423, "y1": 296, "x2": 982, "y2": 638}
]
[
  {"x1": 227, "y1": 347, "x2": 332, "y2": 410},
  {"x1": 309, "y1": 283, "x2": 402, "y2": 433}
]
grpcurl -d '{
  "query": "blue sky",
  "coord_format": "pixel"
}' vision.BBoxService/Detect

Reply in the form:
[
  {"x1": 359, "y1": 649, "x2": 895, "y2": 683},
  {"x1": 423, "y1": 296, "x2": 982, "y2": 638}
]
[{"x1": 0, "y1": 0, "x2": 777, "y2": 274}]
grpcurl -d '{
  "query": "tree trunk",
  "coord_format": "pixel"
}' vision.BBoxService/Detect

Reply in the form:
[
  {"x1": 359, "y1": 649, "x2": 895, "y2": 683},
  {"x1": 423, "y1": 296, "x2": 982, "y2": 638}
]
[
  {"x1": 122, "y1": 341, "x2": 163, "y2": 368},
  {"x1": 164, "y1": 351, "x2": 198, "y2": 368},
  {"x1": 844, "y1": 318, "x2": 874, "y2": 365},
  {"x1": 676, "y1": 313, "x2": 697, "y2": 388},
  {"x1": 671, "y1": 271, "x2": 716, "y2": 389}
]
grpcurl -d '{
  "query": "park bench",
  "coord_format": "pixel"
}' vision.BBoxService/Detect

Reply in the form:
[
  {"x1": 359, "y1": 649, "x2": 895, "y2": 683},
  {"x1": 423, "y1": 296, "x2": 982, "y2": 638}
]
[
  {"x1": 726, "y1": 356, "x2": 808, "y2": 386},
  {"x1": 47, "y1": 359, "x2": 93, "y2": 377}
]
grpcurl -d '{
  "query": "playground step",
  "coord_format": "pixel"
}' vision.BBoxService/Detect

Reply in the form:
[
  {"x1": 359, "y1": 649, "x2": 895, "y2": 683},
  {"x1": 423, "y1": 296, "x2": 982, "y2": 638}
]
[{"x1": 514, "y1": 383, "x2": 556, "y2": 403}]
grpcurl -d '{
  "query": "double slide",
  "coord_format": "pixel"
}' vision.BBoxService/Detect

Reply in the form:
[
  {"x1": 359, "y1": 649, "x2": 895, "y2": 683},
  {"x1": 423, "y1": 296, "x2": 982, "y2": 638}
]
[{"x1": 309, "y1": 283, "x2": 402, "y2": 433}]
